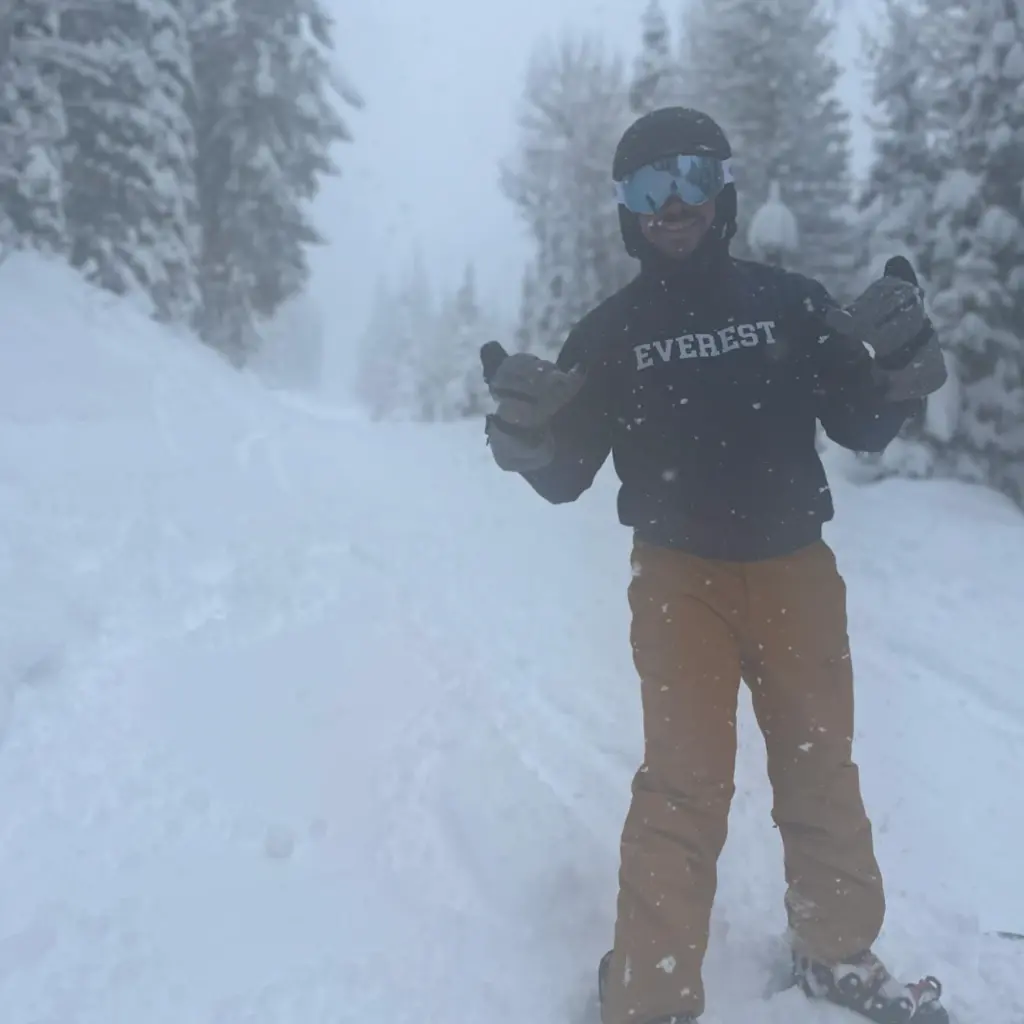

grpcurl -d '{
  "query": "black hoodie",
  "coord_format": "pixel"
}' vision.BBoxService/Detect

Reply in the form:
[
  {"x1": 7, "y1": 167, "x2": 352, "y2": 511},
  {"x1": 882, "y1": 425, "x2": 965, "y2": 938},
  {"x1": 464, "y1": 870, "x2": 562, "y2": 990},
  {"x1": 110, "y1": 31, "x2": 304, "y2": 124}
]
[
  {"x1": 520, "y1": 241, "x2": 921, "y2": 561},
  {"x1": 516, "y1": 108, "x2": 919, "y2": 561},
  {"x1": 521, "y1": 247, "x2": 919, "y2": 562}
]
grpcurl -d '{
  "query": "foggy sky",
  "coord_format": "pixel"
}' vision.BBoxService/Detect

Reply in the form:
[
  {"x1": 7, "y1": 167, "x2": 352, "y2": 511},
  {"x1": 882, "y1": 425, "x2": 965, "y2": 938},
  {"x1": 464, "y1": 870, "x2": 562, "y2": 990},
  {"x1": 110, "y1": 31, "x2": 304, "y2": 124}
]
[{"x1": 313, "y1": 0, "x2": 880, "y2": 395}]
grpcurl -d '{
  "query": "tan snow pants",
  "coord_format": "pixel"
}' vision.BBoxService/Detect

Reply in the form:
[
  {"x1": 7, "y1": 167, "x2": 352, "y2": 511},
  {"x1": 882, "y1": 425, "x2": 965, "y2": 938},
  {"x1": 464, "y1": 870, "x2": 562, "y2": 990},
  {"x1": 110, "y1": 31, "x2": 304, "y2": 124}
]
[{"x1": 601, "y1": 538, "x2": 885, "y2": 1024}]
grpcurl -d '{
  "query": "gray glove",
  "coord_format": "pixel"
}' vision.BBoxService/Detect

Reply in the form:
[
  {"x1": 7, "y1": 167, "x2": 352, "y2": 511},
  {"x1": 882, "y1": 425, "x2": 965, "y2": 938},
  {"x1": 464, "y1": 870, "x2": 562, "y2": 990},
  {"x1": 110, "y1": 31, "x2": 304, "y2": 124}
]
[
  {"x1": 480, "y1": 342, "x2": 585, "y2": 472},
  {"x1": 824, "y1": 256, "x2": 947, "y2": 401}
]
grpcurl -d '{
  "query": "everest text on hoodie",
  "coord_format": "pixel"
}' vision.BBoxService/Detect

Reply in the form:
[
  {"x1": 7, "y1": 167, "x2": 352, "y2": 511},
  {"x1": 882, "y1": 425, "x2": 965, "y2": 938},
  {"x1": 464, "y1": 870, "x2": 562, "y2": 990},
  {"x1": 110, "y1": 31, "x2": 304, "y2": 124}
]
[{"x1": 633, "y1": 320, "x2": 778, "y2": 370}]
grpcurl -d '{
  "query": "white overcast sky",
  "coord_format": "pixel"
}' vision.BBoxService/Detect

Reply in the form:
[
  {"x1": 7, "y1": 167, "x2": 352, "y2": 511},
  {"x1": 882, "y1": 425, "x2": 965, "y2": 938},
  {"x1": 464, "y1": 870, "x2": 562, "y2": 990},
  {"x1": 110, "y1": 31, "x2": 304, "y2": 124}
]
[{"x1": 312, "y1": 0, "x2": 881, "y2": 394}]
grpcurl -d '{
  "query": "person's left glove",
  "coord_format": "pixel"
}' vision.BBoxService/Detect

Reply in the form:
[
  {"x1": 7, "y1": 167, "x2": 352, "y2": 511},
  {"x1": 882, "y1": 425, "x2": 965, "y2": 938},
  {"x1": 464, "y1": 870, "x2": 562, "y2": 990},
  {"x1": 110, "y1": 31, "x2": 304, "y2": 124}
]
[
  {"x1": 824, "y1": 256, "x2": 947, "y2": 402},
  {"x1": 479, "y1": 341, "x2": 586, "y2": 472}
]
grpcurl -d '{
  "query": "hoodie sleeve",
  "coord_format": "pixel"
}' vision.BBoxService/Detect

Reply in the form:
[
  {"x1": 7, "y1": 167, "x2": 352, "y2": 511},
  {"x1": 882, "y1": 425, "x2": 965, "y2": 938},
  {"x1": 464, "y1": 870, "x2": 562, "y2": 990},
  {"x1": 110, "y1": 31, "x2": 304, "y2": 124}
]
[
  {"x1": 520, "y1": 321, "x2": 615, "y2": 504},
  {"x1": 796, "y1": 275, "x2": 923, "y2": 453}
]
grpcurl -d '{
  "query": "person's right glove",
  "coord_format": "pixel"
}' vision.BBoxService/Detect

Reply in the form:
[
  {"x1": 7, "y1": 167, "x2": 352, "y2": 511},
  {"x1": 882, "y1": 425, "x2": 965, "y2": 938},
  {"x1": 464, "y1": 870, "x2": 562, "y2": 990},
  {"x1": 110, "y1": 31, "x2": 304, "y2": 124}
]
[
  {"x1": 479, "y1": 341, "x2": 585, "y2": 472},
  {"x1": 824, "y1": 256, "x2": 947, "y2": 402}
]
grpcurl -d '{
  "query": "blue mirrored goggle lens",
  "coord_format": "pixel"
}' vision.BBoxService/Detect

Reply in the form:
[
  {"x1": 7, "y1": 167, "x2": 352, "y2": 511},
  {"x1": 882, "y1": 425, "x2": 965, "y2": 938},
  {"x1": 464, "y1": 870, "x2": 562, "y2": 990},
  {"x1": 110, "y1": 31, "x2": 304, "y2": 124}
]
[{"x1": 614, "y1": 154, "x2": 730, "y2": 214}]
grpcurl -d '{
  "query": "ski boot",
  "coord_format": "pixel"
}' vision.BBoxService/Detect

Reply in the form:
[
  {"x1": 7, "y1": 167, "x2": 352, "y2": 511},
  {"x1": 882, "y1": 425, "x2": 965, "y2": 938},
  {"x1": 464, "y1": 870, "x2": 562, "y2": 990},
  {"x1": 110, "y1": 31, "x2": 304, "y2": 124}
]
[
  {"x1": 793, "y1": 949, "x2": 948, "y2": 1023},
  {"x1": 597, "y1": 950, "x2": 698, "y2": 1023}
]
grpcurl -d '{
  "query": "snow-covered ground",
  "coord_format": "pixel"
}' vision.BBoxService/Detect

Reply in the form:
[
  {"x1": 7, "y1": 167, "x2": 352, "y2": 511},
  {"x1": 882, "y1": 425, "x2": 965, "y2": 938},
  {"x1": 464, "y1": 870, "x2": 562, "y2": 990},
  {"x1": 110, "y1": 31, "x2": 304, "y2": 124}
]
[{"x1": 1, "y1": 254, "x2": 1022, "y2": 1023}]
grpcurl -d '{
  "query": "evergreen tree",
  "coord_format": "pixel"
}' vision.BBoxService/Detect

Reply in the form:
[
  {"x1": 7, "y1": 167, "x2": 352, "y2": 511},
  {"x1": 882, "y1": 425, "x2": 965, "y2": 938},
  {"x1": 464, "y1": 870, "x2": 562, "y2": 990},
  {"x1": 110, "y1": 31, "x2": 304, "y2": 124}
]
[
  {"x1": 502, "y1": 33, "x2": 633, "y2": 360},
  {"x1": 681, "y1": 0, "x2": 853, "y2": 292},
  {"x1": 356, "y1": 252, "x2": 432, "y2": 420},
  {"x1": 918, "y1": 0, "x2": 1024, "y2": 506},
  {"x1": 141, "y1": 0, "x2": 201, "y2": 320},
  {"x1": 629, "y1": 0, "x2": 686, "y2": 114},
  {"x1": 59, "y1": 0, "x2": 200, "y2": 321},
  {"x1": 190, "y1": 0, "x2": 347, "y2": 364},
  {"x1": 746, "y1": 180, "x2": 799, "y2": 267},
  {"x1": 851, "y1": 0, "x2": 959, "y2": 478},
  {"x1": 355, "y1": 275, "x2": 403, "y2": 420},
  {"x1": 513, "y1": 261, "x2": 541, "y2": 353},
  {"x1": 854, "y1": 0, "x2": 943, "y2": 293},
  {"x1": 437, "y1": 264, "x2": 492, "y2": 419},
  {"x1": 402, "y1": 249, "x2": 447, "y2": 422},
  {"x1": 0, "y1": 0, "x2": 67, "y2": 253},
  {"x1": 357, "y1": 259, "x2": 500, "y2": 422}
]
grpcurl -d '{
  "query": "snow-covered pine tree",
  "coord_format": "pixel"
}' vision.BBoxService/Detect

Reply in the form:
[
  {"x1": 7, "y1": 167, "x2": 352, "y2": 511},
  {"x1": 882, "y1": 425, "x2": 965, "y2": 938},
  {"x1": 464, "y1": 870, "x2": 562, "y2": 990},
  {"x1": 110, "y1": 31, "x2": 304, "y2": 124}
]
[
  {"x1": 141, "y1": 0, "x2": 201, "y2": 321},
  {"x1": 59, "y1": 0, "x2": 200, "y2": 322},
  {"x1": 501, "y1": 33, "x2": 633, "y2": 360},
  {"x1": 629, "y1": 0, "x2": 686, "y2": 114},
  {"x1": 916, "y1": 0, "x2": 1024, "y2": 507},
  {"x1": 854, "y1": 0, "x2": 947, "y2": 295},
  {"x1": 0, "y1": 0, "x2": 67, "y2": 253},
  {"x1": 355, "y1": 251, "x2": 435, "y2": 421},
  {"x1": 354, "y1": 275, "x2": 403, "y2": 420},
  {"x1": 437, "y1": 264, "x2": 493, "y2": 419},
  {"x1": 189, "y1": 0, "x2": 347, "y2": 365},
  {"x1": 402, "y1": 249, "x2": 452, "y2": 422},
  {"x1": 513, "y1": 261, "x2": 541, "y2": 353},
  {"x1": 680, "y1": 0, "x2": 854, "y2": 293},
  {"x1": 848, "y1": 0, "x2": 964, "y2": 480},
  {"x1": 189, "y1": 0, "x2": 252, "y2": 362},
  {"x1": 746, "y1": 181, "x2": 799, "y2": 267}
]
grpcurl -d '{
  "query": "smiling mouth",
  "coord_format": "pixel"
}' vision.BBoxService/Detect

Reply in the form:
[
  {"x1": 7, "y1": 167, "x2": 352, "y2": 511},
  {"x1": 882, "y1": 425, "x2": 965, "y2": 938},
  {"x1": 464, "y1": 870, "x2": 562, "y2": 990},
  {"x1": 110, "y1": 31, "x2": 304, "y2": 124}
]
[{"x1": 654, "y1": 211, "x2": 699, "y2": 232}]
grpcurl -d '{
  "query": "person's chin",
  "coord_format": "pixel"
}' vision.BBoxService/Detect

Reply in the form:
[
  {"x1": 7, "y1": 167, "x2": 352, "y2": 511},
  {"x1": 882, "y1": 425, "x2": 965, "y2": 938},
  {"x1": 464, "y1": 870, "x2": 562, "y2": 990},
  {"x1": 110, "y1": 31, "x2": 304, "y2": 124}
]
[
  {"x1": 656, "y1": 236, "x2": 701, "y2": 259},
  {"x1": 650, "y1": 220, "x2": 705, "y2": 255}
]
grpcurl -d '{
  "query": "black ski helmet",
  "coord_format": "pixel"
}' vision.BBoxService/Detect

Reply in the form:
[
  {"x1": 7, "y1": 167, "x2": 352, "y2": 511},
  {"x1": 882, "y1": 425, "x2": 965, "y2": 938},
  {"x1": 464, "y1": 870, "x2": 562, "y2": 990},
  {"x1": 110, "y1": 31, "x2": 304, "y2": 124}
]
[{"x1": 612, "y1": 107, "x2": 738, "y2": 259}]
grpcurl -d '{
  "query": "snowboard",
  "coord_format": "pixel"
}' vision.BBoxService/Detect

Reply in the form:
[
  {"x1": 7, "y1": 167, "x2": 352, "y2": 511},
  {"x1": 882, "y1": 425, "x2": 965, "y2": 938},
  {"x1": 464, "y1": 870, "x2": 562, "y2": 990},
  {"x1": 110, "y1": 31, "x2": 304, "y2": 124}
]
[{"x1": 575, "y1": 950, "x2": 956, "y2": 1024}]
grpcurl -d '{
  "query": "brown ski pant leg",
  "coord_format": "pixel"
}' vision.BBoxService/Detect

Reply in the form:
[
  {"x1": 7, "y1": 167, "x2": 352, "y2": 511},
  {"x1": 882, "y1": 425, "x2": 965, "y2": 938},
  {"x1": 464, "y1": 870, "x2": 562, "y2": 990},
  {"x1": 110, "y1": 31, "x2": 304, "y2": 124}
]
[
  {"x1": 744, "y1": 540, "x2": 885, "y2": 964},
  {"x1": 602, "y1": 540, "x2": 745, "y2": 1023},
  {"x1": 601, "y1": 539, "x2": 885, "y2": 1024}
]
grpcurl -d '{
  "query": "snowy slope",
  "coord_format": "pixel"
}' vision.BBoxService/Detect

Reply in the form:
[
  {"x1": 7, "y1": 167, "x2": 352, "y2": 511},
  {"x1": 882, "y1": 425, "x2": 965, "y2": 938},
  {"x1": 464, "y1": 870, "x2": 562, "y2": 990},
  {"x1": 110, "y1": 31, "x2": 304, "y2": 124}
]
[{"x1": 1, "y1": 255, "x2": 1022, "y2": 1023}]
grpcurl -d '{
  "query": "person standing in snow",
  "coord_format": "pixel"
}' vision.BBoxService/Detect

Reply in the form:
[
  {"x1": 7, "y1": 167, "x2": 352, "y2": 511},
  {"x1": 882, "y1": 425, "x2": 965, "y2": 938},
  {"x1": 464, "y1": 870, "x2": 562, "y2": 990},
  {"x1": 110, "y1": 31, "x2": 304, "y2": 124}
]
[{"x1": 481, "y1": 108, "x2": 948, "y2": 1024}]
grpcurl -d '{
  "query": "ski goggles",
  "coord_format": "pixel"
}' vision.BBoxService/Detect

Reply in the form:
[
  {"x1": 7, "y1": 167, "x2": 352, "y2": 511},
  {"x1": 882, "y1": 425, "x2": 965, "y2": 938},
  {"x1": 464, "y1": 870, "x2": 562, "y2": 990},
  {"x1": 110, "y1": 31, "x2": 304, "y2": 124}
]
[{"x1": 614, "y1": 154, "x2": 733, "y2": 214}]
